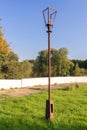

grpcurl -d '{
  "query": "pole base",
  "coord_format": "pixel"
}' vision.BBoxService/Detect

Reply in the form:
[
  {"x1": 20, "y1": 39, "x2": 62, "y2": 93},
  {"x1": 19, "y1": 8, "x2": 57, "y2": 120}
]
[{"x1": 45, "y1": 99, "x2": 54, "y2": 120}]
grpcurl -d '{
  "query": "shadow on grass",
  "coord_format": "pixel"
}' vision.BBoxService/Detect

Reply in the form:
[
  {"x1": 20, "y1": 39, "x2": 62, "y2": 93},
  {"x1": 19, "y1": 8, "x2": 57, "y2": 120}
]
[
  {"x1": 29, "y1": 87, "x2": 45, "y2": 91},
  {"x1": 0, "y1": 115, "x2": 87, "y2": 130}
]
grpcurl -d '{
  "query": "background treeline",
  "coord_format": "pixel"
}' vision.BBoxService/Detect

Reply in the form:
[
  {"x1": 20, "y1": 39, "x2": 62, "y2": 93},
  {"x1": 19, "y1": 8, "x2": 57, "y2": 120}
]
[
  {"x1": 0, "y1": 26, "x2": 87, "y2": 79},
  {"x1": 31, "y1": 48, "x2": 87, "y2": 77}
]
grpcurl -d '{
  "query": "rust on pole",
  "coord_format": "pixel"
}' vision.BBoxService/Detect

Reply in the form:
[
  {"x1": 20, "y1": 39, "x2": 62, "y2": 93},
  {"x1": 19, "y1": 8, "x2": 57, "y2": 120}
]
[
  {"x1": 42, "y1": 7, "x2": 57, "y2": 120},
  {"x1": 48, "y1": 24, "x2": 51, "y2": 102}
]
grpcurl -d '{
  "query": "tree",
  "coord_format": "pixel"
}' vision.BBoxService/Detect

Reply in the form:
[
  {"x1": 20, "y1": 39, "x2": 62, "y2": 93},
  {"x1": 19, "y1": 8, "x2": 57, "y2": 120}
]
[
  {"x1": 0, "y1": 24, "x2": 11, "y2": 77},
  {"x1": 32, "y1": 50, "x2": 48, "y2": 77},
  {"x1": 1, "y1": 61, "x2": 21, "y2": 79},
  {"x1": 73, "y1": 63, "x2": 81, "y2": 76},
  {"x1": 71, "y1": 59, "x2": 87, "y2": 76},
  {"x1": 0, "y1": 21, "x2": 21, "y2": 79},
  {"x1": 0, "y1": 31, "x2": 10, "y2": 56},
  {"x1": 20, "y1": 60, "x2": 32, "y2": 78},
  {"x1": 57, "y1": 48, "x2": 74, "y2": 76},
  {"x1": 5, "y1": 51, "x2": 19, "y2": 62},
  {"x1": 32, "y1": 48, "x2": 74, "y2": 77}
]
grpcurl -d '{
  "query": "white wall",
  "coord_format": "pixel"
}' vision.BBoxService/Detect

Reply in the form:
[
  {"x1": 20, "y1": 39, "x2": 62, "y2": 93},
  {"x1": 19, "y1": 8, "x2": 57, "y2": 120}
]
[
  {"x1": 0, "y1": 79, "x2": 21, "y2": 89},
  {"x1": 0, "y1": 76, "x2": 87, "y2": 89},
  {"x1": 22, "y1": 78, "x2": 48, "y2": 87},
  {"x1": 51, "y1": 76, "x2": 87, "y2": 84}
]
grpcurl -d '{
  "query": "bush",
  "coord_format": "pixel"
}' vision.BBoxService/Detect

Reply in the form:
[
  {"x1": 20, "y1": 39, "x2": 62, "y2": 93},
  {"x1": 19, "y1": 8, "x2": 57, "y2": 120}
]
[{"x1": 63, "y1": 83, "x2": 80, "y2": 91}]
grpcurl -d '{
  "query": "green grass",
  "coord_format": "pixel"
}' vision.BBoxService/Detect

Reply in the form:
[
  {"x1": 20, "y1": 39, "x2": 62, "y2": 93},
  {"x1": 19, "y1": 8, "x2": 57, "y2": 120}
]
[{"x1": 0, "y1": 84, "x2": 87, "y2": 130}]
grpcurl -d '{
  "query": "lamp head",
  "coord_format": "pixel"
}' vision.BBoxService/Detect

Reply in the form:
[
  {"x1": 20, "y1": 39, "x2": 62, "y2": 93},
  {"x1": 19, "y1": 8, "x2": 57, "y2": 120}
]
[{"x1": 42, "y1": 7, "x2": 57, "y2": 28}]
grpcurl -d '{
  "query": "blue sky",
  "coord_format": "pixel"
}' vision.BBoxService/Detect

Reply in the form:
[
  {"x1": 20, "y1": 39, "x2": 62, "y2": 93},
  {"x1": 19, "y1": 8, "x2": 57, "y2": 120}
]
[{"x1": 0, "y1": 0, "x2": 87, "y2": 61}]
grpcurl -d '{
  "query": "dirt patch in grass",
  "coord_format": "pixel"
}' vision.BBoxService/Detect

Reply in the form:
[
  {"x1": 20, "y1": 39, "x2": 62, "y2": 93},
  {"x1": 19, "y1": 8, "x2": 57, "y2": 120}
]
[
  {"x1": 0, "y1": 85, "x2": 59, "y2": 98},
  {"x1": 0, "y1": 86, "x2": 48, "y2": 98},
  {"x1": 0, "y1": 83, "x2": 85, "y2": 98}
]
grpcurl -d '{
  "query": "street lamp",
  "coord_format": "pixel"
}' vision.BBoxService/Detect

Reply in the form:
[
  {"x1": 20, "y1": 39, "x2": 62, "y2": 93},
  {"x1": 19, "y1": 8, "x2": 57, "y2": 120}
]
[{"x1": 42, "y1": 7, "x2": 57, "y2": 120}]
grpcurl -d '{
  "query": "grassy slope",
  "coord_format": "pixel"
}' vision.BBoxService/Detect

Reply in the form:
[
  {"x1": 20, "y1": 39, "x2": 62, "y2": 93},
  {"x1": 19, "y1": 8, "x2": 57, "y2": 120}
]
[{"x1": 0, "y1": 84, "x2": 87, "y2": 130}]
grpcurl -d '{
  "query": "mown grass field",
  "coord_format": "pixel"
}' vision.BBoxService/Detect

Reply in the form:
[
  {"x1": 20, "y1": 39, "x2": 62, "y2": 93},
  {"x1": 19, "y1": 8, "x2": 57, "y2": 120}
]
[{"x1": 0, "y1": 84, "x2": 87, "y2": 130}]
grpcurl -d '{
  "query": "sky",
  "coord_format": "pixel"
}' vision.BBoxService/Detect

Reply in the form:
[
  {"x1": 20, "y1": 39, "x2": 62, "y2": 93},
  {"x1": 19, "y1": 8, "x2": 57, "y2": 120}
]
[{"x1": 0, "y1": 0, "x2": 87, "y2": 61}]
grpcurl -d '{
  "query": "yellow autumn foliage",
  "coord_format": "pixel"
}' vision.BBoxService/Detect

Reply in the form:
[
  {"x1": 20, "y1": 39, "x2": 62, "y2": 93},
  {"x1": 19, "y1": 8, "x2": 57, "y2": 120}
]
[{"x1": 0, "y1": 31, "x2": 10, "y2": 55}]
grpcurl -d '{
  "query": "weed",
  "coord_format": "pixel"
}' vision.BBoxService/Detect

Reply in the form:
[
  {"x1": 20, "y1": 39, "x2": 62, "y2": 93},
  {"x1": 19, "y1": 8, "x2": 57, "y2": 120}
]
[
  {"x1": 0, "y1": 88, "x2": 4, "y2": 90},
  {"x1": 54, "y1": 83, "x2": 58, "y2": 86}
]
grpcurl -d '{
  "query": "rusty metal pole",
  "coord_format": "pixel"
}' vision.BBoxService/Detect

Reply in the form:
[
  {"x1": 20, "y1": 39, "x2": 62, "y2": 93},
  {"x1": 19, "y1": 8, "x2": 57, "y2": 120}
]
[
  {"x1": 47, "y1": 21, "x2": 51, "y2": 119},
  {"x1": 47, "y1": 7, "x2": 51, "y2": 103},
  {"x1": 46, "y1": 7, "x2": 54, "y2": 120},
  {"x1": 48, "y1": 26, "x2": 51, "y2": 102},
  {"x1": 42, "y1": 7, "x2": 57, "y2": 120}
]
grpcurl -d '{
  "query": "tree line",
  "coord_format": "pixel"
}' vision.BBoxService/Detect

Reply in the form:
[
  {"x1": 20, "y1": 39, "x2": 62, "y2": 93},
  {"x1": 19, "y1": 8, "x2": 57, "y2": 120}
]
[
  {"x1": 31, "y1": 48, "x2": 87, "y2": 77},
  {"x1": 0, "y1": 26, "x2": 87, "y2": 79}
]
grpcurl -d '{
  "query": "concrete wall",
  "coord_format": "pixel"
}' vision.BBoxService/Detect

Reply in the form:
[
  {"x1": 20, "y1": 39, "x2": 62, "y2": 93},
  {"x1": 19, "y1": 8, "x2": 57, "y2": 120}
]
[
  {"x1": 0, "y1": 76, "x2": 87, "y2": 89},
  {"x1": 0, "y1": 79, "x2": 21, "y2": 89}
]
